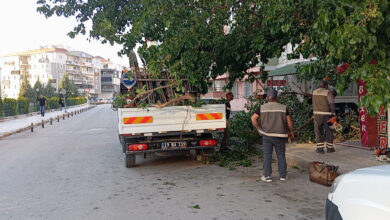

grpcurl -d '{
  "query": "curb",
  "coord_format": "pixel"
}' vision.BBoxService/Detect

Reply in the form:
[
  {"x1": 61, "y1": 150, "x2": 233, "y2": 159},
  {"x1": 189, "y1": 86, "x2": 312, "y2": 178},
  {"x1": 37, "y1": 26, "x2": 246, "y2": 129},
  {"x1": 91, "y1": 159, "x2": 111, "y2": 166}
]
[
  {"x1": 286, "y1": 153, "x2": 311, "y2": 171},
  {"x1": 0, "y1": 106, "x2": 96, "y2": 139}
]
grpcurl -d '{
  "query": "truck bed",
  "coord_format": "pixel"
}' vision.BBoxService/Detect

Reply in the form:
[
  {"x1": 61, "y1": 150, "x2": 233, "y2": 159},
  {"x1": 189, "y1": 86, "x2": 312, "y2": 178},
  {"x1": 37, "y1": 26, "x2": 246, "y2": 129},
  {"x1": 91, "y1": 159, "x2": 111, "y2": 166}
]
[{"x1": 118, "y1": 104, "x2": 226, "y2": 135}]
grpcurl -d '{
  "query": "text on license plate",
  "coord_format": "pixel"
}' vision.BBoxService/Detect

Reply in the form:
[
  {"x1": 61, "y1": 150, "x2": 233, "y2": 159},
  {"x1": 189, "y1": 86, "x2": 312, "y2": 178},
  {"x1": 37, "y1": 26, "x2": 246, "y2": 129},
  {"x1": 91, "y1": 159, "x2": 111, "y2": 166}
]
[{"x1": 161, "y1": 141, "x2": 187, "y2": 149}]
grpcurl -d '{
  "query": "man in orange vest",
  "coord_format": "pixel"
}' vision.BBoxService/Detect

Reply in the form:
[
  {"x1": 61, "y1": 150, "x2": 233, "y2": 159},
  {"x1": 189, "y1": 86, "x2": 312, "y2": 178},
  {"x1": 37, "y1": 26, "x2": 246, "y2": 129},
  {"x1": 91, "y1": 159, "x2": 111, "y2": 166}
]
[{"x1": 312, "y1": 81, "x2": 336, "y2": 153}]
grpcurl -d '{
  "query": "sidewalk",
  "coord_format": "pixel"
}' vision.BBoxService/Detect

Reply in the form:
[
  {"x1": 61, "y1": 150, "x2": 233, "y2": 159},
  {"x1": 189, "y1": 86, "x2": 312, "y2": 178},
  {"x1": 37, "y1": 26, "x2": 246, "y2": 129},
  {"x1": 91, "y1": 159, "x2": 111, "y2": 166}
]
[
  {"x1": 0, "y1": 104, "x2": 95, "y2": 138},
  {"x1": 285, "y1": 143, "x2": 386, "y2": 174}
]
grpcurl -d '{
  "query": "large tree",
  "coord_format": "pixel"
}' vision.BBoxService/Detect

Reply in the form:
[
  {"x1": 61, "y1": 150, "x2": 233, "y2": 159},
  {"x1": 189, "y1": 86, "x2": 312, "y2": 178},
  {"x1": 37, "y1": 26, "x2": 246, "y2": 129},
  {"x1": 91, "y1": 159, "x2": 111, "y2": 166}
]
[
  {"x1": 37, "y1": 0, "x2": 389, "y2": 114},
  {"x1": 59, "y1": 73, "x2": 79, "y2": 97},
  {"x1": 42, "y1": 82, "x2": 56, "y2": 98},
  {"x1": 292, "y1": 0, "x2": 390, "y2": 115},
  {"x1": 19, "y1": 74, "x2": 36, "y2": 104},
  {"x1": 33, "y1": 76, "x2": 43, "y2": 101}
]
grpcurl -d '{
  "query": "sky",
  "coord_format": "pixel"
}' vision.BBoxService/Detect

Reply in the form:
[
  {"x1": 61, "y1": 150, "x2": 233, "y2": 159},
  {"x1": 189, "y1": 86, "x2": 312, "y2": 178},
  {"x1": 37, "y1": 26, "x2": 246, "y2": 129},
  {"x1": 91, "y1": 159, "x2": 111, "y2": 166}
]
[{"x1": 0, "y1": 0, "x2": 129, "y2": 67}]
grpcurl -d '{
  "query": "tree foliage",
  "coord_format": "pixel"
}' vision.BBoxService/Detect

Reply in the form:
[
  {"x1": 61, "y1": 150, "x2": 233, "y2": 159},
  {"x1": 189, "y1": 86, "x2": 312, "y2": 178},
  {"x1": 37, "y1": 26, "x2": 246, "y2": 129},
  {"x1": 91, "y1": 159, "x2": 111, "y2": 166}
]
[
  {"x1": 59, "y1": 73, "x2": 79, "y2": 97},
  {"x1": 0, "y1": 93, "x2": 3, "y2": 117},
  {"x1": 33, "y1": 76, "x2": 44, "y2": 102},
  {"x1": 19, "y1": 74, "x2": 36, "y2": 104},
  {"x1": 42, "y1": 82, "x2": 56, "y2": 98},
  {"x1": 37, "y1": 0, "x2": 390, "y2": 114}
]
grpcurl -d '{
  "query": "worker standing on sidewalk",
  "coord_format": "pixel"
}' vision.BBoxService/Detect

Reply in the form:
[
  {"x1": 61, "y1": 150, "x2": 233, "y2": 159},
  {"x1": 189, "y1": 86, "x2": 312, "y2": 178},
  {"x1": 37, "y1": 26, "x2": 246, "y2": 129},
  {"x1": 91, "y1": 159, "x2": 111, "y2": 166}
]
[
  {"x1": 251, "y1": 89, "x2": 294, "y2": 183},
  {"x1": 312, "y1": 80, "x2": 336, "y2": 153}
]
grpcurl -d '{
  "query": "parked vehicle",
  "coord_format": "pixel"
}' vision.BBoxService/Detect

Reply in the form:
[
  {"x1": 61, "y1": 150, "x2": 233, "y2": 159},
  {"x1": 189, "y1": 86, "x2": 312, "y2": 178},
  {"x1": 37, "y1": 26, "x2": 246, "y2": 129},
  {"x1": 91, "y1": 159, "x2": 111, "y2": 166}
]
[
  {"x1": 117, "y1": 104, "x2": 226, "y2": 167},
  {"x1": 326, "y1": 165, "x2": 390, "y2": 220}
]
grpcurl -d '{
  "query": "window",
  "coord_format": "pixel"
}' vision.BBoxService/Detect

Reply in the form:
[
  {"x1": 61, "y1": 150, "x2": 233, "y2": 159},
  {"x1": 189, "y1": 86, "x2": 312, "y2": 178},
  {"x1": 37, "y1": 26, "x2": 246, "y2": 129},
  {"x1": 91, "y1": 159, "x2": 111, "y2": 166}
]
[
  {"x1": 244, "y1": 81, "x2": 253, "y2": 98},
  {"x1": 232, "y1": 82, "x2": 238, "y2": 98},
  {"x1": 214, "y1": 80, "x2": 226, "y2": 92}
]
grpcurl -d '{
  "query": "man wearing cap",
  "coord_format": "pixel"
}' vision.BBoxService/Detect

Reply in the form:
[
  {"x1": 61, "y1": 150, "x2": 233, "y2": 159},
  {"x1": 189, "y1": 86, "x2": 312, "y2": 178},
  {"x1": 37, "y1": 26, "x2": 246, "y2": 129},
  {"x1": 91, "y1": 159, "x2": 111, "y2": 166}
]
[
  {"x1": 312, "y1": 81, "x2": 336, "y2": 153},
  {"x1": 251, "y1": 89, "x2": 294, "y2": 183}
]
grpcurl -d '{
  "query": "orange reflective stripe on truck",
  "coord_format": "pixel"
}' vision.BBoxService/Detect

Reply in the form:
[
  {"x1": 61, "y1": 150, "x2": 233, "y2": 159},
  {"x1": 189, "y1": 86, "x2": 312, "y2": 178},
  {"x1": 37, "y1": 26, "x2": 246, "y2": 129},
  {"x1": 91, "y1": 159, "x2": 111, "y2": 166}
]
[
  {"x1": 196, "y1": 113, "x2": 223, "y2": 120},
  {"x1": 123, "y1": 116, "x2": 153, "y2": 124}
]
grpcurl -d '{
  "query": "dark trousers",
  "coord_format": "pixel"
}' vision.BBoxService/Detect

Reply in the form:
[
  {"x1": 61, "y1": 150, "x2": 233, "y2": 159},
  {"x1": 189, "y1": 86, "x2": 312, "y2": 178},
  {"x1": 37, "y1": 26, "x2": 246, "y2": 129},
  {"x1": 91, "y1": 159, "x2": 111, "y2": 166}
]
[
  {"x1": 262, "y1": 136, "x2": 287, "y2": 178},
  {"x1": 314, "y1": 115, "x2": 334, "y2": 146}
]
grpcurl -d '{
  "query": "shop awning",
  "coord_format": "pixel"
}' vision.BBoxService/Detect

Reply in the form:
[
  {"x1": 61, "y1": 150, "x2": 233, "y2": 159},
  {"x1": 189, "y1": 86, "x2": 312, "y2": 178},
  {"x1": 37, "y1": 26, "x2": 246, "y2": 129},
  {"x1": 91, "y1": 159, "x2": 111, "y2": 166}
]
[{"x1": 256, "y1": 61, "x2": 311, "y2": 78}]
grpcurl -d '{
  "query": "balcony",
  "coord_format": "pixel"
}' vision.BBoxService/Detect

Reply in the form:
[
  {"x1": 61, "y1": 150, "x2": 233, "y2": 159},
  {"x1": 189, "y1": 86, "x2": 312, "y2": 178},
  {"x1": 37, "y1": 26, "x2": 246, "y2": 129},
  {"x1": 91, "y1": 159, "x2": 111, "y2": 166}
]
[
  {"x1": 81, "y1": 62, "x2": 93, "y2": 67},
  {"x1": 66, "y1": 60, "x2": 80, "y2": 65},
  {"x1": 66, "y1": 70, "x2": 81, "y2": 75},
  {"x1": 39, "y1": 58, "x2": 49, "y2": 63}
]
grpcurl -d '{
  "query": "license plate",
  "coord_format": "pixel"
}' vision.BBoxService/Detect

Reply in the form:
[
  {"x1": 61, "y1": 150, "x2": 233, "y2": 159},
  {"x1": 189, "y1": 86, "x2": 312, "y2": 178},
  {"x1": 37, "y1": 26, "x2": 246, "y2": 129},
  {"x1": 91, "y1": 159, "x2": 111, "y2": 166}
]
[{"x1": 161, "y1": 141, "x2": 187, "y2": 149}]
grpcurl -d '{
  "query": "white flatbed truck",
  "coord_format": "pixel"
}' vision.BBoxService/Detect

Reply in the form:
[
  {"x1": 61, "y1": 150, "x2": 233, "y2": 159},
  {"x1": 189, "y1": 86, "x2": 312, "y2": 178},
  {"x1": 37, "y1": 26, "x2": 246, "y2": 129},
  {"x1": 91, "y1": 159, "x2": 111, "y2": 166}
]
[{"x1": 117, "y1": 104, "x2": 226, "y2": 167}]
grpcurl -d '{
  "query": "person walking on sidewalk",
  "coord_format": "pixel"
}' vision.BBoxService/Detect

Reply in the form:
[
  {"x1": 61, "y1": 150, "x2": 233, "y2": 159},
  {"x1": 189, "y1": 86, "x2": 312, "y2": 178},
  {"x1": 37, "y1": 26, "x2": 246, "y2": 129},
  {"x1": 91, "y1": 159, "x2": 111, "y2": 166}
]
[
  {"x1": 312, "y1": 80, "x2": 336, "y2": 154},
  {"x1": 37, "y1": 95, "x2": 47, "y2": 117},
  {"x1": 251, "y1": 89, "x2": 294, "y2": 183},
  {"x1": 220, "y1": 92, "x2": 234, "y2": 151},
  {"x1": 59, "y1": 96, "x2": 64, "y2": 111}
]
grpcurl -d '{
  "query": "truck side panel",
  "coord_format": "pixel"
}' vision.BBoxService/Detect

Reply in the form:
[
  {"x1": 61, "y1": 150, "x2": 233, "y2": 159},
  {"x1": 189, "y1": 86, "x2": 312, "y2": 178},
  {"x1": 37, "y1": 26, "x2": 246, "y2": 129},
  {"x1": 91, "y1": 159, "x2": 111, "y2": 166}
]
[{"x1": 118, "y1": 104, "x2": 226, "y2": 135}]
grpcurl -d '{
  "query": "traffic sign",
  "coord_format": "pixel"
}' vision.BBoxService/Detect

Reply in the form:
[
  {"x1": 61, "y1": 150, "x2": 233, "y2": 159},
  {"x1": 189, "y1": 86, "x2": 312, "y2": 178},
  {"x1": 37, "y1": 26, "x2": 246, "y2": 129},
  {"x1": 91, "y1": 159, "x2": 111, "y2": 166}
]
[{"x1": 121, "y1": 71, "x2": 136, "y2": 89}]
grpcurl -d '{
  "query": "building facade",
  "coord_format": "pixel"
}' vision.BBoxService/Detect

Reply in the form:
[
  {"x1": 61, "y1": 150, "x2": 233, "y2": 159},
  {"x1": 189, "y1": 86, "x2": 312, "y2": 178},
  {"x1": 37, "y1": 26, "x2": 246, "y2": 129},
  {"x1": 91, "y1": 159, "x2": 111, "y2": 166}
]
[
  {"x1": 202, "y1": 72, "x2": 265, "y2": 112},
  {"x1": 99, "y1": 58, "x2": 122, "y2": 99},
  {"x1": 0, "y1": 46, "x2": 68, "y2": 98},
  {"x1": 65, "y1": 51, "x2": 101, "y2": 96},
  {"x1": 0, "y1": 56, "x2": 21, "y2": 98},
  {"x1": 0, "y1": 46, "x2": 119, "y2": 99}
]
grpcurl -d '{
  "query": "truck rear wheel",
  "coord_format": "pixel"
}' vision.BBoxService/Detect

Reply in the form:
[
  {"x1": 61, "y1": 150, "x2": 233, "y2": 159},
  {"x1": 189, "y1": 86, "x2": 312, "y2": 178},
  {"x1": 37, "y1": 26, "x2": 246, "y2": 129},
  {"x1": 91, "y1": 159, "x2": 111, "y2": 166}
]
[{"x1": 125, "y1": 154, "x2": 136, "y2": 167}]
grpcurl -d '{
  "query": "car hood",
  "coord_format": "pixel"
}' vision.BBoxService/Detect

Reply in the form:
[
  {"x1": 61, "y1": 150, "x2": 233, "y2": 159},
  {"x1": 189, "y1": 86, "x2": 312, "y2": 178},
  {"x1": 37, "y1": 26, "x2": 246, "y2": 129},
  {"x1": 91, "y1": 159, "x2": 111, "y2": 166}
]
[{"x1": 351, "y1": 165, "x2": 390, "y2": 176}]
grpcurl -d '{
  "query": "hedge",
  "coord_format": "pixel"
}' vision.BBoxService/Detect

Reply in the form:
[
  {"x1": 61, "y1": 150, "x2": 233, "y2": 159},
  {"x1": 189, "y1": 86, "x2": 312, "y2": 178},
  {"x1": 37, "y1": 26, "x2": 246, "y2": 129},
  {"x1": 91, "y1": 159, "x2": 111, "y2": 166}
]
[
  {"x1": 3, "y1": 98, "x2": 17, "y2": 116},
  {"x1": 0, "y1": 98, "x2": 3, "y2": 117},
  {"x1": 0, "y1": 96, "x2": 87, "y2": 118},
  {"x1": 48, "y1": 97, "x2": 59, "y2": 110},
  {"x1": 66, "y1": 97, "x2": 87, "y2": 106},
  {"x1": 17, "y1": 97, "x2": 29, "y2": 114}
]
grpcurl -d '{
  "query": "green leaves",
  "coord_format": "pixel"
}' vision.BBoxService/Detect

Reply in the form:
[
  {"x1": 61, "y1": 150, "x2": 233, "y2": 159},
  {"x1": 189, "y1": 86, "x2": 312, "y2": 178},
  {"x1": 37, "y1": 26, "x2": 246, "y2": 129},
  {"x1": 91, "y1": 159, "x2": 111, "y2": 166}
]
[{"x1": 37, "y1": 0, "x2": 389, "y2": 115}]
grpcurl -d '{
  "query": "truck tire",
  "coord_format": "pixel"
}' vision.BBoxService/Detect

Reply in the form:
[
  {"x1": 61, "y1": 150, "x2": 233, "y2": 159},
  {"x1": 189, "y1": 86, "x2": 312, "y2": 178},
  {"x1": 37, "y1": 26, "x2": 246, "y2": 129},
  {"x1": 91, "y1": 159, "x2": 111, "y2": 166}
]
[{"x1": 125, "y1": 154, "x2": 136, "y2": 167}]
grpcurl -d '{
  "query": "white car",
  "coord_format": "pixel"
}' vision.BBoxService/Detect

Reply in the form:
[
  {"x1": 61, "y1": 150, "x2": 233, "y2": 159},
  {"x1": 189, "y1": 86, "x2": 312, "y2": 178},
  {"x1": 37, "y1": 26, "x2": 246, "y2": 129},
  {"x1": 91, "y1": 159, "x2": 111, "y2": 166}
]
[{"x1": 326, "y1": 165, "x2": 390, "y2": 220}]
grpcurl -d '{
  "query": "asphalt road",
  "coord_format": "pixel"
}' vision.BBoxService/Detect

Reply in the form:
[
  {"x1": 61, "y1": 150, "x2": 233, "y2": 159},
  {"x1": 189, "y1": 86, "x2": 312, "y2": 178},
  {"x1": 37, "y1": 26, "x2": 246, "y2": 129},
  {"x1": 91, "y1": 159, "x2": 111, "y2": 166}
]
[{"x1": 0, "y1": 104, "x2": 330, "y2": 220}]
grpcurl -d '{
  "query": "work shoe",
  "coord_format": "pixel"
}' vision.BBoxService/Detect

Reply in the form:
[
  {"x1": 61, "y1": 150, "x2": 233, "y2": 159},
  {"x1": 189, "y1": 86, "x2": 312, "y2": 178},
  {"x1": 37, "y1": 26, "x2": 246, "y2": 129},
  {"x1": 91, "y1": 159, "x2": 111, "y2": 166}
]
[
  {"x1": 316, "y1": 148, "x2": 325, "y2": 154},
  {"x1": 261, "y1": 176, "x2": 272, "y2": 183},
  {"x1": 280, "y1": 176, "x2": 288, "y2": 181},
  {"x1": 327, "y1": 147, "x2": 336, "y2": 153}
]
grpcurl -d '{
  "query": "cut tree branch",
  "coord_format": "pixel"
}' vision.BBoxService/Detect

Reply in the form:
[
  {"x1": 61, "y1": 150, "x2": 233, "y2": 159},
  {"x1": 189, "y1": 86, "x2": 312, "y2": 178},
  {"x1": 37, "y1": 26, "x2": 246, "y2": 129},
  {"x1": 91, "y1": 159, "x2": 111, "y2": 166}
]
[{"x1": 153, "y1": 94, "x2": 195, "y2": 109}]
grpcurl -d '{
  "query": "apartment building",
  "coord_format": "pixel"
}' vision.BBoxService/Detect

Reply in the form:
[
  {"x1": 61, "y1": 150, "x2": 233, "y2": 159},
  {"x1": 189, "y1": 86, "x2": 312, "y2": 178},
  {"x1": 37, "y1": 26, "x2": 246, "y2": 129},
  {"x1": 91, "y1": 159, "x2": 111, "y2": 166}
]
[
  {"x1": 0, "y1": 56, "x2": 21, "y2": 98},
  {"x1": 0, "y1": 46, "x2": 68, "y2": 98},
  {"x1": 0, "y1": 46, "x2": 111, "y2": 98},
  {"x1": 65, "y1": 51, "x2": 101, "y2": 96},
  {"x1": 99, "y1": 58, "x2": 122, "y2": 99}
]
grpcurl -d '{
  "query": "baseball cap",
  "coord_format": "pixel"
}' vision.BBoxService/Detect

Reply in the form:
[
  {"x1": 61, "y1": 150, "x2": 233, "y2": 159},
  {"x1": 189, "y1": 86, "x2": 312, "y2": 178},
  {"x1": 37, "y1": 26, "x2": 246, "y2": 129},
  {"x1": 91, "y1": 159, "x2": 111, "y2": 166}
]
[{"x1": 266, "y1": 88, "x2": 278, "y2": 100}]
